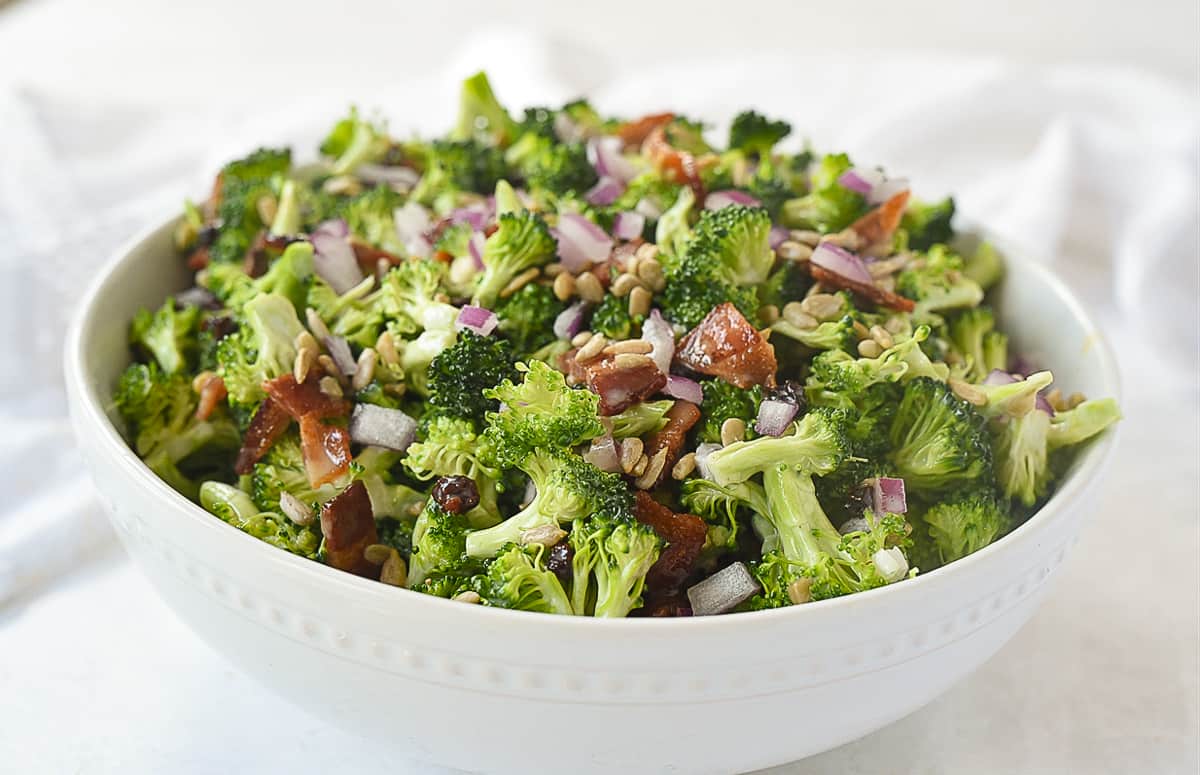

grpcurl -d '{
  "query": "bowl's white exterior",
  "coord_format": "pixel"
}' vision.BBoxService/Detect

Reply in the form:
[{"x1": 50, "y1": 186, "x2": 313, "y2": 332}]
[{"x1": 65, "y1": 218, "x2": 1119, "y2": 774}]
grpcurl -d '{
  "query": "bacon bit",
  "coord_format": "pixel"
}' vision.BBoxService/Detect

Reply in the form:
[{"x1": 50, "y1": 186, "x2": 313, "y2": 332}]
[
  {"x1": 195, "y1": 375, "x2": 228, "y2": 421},
  {"x1": 848, "y1": 190, "x2": 910, "y2": 251},
  {"x1": 642, "y1": 126, "x2": 704, "y2": 199},
  {"x1": 809, "y1": 264, "x2": 915, "y2": 312},
  {"x1": 638, "y1": 592, "x2": 692, "y2": 617},
  {"x1": 484, "y1": 222, "x2": 499, "y2": 238},
  {"x1": 642, "y1": 401, "x2": 701, "y2": 489},
  {"x1": 674, "y1": 303, "x2": 778, "y2": 389},
  {"x1": 234, "y1": 397, "x2": 291, "y2": 475},
  {"x1": 610, "y1": 241, "x2": 643, "y2": 272},
  {"x1": 349, "y1": 238, "x2": 405, "y2": 270},
  {"x1": 616, "y1": 112, "x2": 675, "y2": 148},
  {"x1": 592, "y1": 260, "x2": 612, "y2": 289},
  {"x1": 263, "y1": 374, "x2": 350, "y2": 420},
  {"x1": 186, "y1": 247, "x2": 211, "y2": 271},
  {"x1": 432, "y1": 250, "x2": 454, "y2": 264},
  {"x1": 319, "y1": 480, "x2": 379, "y2": 578},
  {"x1": 299, "y1": 414, "x2": 352, "y2": 487},
  {"x1": 580, "y1": 354, "x2": 667, "y2": 416},
  {"x1": 634, "y1": 491, "x2": 707, "y2": 597}
]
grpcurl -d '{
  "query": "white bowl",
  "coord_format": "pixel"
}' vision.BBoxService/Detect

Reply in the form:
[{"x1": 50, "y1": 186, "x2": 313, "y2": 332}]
[{"x1": 64, "y1": 216, "x2": 1119, "y2": 774}]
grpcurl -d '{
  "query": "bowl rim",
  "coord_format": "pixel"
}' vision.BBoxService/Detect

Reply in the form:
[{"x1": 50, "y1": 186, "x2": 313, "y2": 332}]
[{"x1": 64, "y1": 212, "x2": 1122, "y2": 634}]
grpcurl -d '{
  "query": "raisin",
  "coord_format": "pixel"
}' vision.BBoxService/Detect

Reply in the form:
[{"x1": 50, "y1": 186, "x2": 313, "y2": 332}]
[{"x1": 432, "y1": 475, "x2": 479, "y2": 515}]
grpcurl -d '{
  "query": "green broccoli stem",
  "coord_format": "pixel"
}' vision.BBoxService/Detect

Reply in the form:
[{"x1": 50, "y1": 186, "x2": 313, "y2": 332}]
[
  {"x1": 464, "y1": 491, "x2": 552, "y2": 558},
  {"x1": 762, "y1": 465, "x2": 841, "y2": 567}
]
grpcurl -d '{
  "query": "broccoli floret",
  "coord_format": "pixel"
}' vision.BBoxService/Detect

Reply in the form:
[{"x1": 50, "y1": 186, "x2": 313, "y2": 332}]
[
  {"x1": 407, "y1": 499, "x2": 480, "y2": 591},
  {"x1": 804, "y1": 325, "x2": 946, "y2": 410},
  {"x1": 706, "y1": 408, "x2": 851, "y2": 486},
  {"x1": 343, "y1": 184, "x2": 406, "y2": 254},
  {"x1": 209, "y1": 148, "x2": 292, "y2": 265},
  {"x1": 888, "y1": 377, "x2": 992, "y2": 493},
  {"x1": 114, "y1": 363, "x2": 240, "y2": 500},
  {"x1": 376, "y1": 258, "x2": 460, "y2": 335},
  {"x1": 900, "y1": 197, "x2": 955, "y2": 251},
  {"x1": 559, "y1": 99, "x2": 608, "y2": 138},
  {"x1": 896, "y1": 245, "x2": 984, "y2": 318},
  {"x1": 947, "y1": 306, "x2": 1005, "y2": 383},
  {"x1": 589, "y1": 292, "x2": 639, "y2": 340},
  {"x1": 680, "y1": 477, "x2": 766, "y2": 561},
  {"x1": 400, "y1": 328, "x2": 459, "y2": 397},
  {"x1": 468, "y1": 543, "x2": 575, "y2": 615},
  {"x1": 376, "y1": 517, "x2": 415, "y2": 556},
  {"x1": 1047, "y1": 398, "x2": 1121, "y2": 450},
  {"x1": 130, "y1": 299, "x2": 200, "y2": 374},
  {"x1": 482, "y1": 360, "x2": 604, "y2": 467},
  {"x1": 758, "y1": 261, "x2": 809, "y2": 310},
  {"x1": 450, "y1": 71, "x2": 516, "y2": 147},
  {"x1": 780, "y1": 153, "x2": 868, "y2": 233},
  {"x1": 199, "y1": 481, "x2": 321, "y2": 557},
  {"x1": 494, "y1": 283, "x2": 565, "y2": 357},
  {"x1": 471, "y1": 211, "x2": 556, "y2": 309},
  {"x1": 655, "y1": 186, "x2": 697, "y2": 259},
  {"x1": 506, "y1": 133, "x2": 597, "y2": 197},
  {"x1": 411, "y1": 139, "x2": 508, "y2": 204},
  {"x1": 269, "y1": 179, "x2": 302, "y2": 237},
  {"x1": 516, "y1": 106, "x2": 557, "y2": 140},
  {"x1": 250, "y1": 432, "x2": 341, "y2": 513},
  {"x1": 303, "y1": 275, "x2": 384, "y2": 349},
  {"x1": 608, "y1": 400, "x2": 674, "y2": 439},
  {"x1": 404, "y1": 415, "x2": 503, "y2": 525},
  {"x1": 963, "y1": 241, "x2": 1004, "y2": 290},
  {"x1": 425, "y1": 331, "x2": 518, "y2": 427},
  {"x1": 728, "y1": 110, "x2": 791, "y2": 157},
  {"x1": 321, "y1": 107, "x2": 390, "y2": 175},
  {"x1": 920, "y1": 490, "x2": 1011, "y2": 564},
  {"x1": 976, "y1": 371, "x2": 1055, "y2": 420},
  {"x1": 691, "y1": 205, "x2": 774, "y2": 286},
  {"x1": 660, "y1": 235, "x2": 761, "y2": 331},
  {"x1": 697, "y1": 380, "x2": 762, "y2": 444},
  {"x1": 205, "y1": 239, "x2": 314, "y2": 316},
  {"x1": 772, "y1": 314, "x2": 858, "y2": 353},
  {"x1": 569, "y1": 512, "x2": 661, "y2": 617},
  {"x1": 609, "y1": 172, "x2": 683, "y2": 228},
  {"x1": 215, "y1": 292, "x2": 306, "y2": 410}
]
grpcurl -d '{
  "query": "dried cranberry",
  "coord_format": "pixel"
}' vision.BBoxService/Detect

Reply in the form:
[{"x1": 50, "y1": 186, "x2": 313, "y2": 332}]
[
  {"x1": 432, "y1": 475, "x2": 479, "y2": 515},
  {"x1": 200, "y1": 315, "x2": 238, "y2": 342},
  {"x1": 545, "y1": 541, "x2": 574, "y2": 582}
]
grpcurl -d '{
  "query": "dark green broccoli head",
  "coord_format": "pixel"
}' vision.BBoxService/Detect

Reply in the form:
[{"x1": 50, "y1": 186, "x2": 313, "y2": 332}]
[
  {"x1": 896, "y1": 245, "x2": 984, "y2": 316},
  {"x1": 215, "y1": 293, "x2": 305, "y2": 410},
  {"x1": 494, "y1": 283, "x2": 565, "y2": 357},
  {"x1": 343, "y1": 184, "x2": 406, "y2": 253},
  {"x1": 901, "y1": 197, "x2": 956, "y2": 252},
  {"x1": 130, "y1": 299, "x2": 200, "y2": 375},
  {"x1": 888, "y1": 377, "x2": 992, "y2": 493},
  {"x1": 589, "y1": 292, "x2": 640, "y2": 340},
  {"x1": 407, "y1": 499, "x2": 481, "y2": 590},
  {"x1": 209, "y1": 148, "x2": 291, "y2": 264},
  {"x1": 426, "y1": 331, "x2": 518, "y2": 427},
  {"x1": 659, "y1": 244, "x2": 761, "y2": 331},
  {"x1": 779, "y1": 153, "x2": 868, "y2": 233},
  {"x1": 250, "y1": 432, "x2": 341, "y2": 513},
  {"x1": 468, "y1": 543, "x2": 574, "y2": 614},
  {"x1": 690, "y1": 205, "x2": 774, "y2": 285},
  {"x1": 515, "y1": 137, "x2": 597, "y2": 197},
  {"x1": 697, "y1": 379, "x2": 762, "y2": 444},
  {"x1": 920, "y1": 489, "x2": 1011, "y2": 564},
  {"x1": 482, "y1": 360, "x2": 603, "y2": 468},
  {"x1": 413, "y1": 139, "x2": 508, "y2": 203},
  {"x1": 947, "y1": 306, "x2": 999, "y2": 383},
  {"x1": 728, "y1": 110, "x2": 792, "y2": 157}
]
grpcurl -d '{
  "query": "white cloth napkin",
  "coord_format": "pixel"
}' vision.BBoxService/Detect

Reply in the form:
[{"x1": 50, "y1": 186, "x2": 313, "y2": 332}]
[{"x1": 0, "y1": 30, "x2": 1196, "y2": 773}]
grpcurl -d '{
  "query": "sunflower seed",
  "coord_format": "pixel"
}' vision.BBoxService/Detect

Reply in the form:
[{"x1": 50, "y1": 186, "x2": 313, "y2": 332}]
[
  {"x1": 620, "y1": 438, "x2": 644, "y2": 474},
  {"x1": 721, "y1": 418, "x2": 746, "y2": 446},
  {"x1": 758, "y1": 304, "x2": 780, "y2": 324},
  {"x1": 949, "y1": 378, "x2": 987, "y2": 406},
  {"x1": 869, "y1": 325, "x2": 894, "y2": 350},
  {"x1": 636, "y1": 259, "x2": 663, "y2": 287},
  {"x1": 453, "y1": 590, "x2": 482, "y2": 604},
  {"x1": 671, "y1": 452, "x2": 697, "y2": 480},
  {"x1": 570, "y1": 330, "x2": 594, "y2": 347},
  {"x1": 787, "y1": 577, "x2": 813, "y2": 605},
  {"x1": 375, "y1": 331, "x2": 400, "y2": 366},
  {"x1": 605, "y1": 339, "x2": 653, "y2": 355},
  {"x1": 611, "y1": 273, "x2": 642, "y2": 298},
  {"x1": 628, "y1": 286, "x2": 652, "y2": 318},
  {"x1": 776, "y1": 240, "x2": 813, "y2": 262},
  {"x1": 575, "y1": 271, "x2": 605, "y2": 303},
  {"x1": 293, "y1": 346, "x2": 317, "y2": 383},
  {"x1": 351, "y1": 348, "x2": 378, "y2": 391},
  {"x1": 782, "y1": 302, "x2": 818, "y2": 330},
  {"x1": 379, "y1": 551, "x2": 407, "y2": 587},
  {"x1": 520, "y1": 524, "x2": 568, "y2": 547},
  {"x1": 635, "y1": 243, "x2": 660, "y2": 262},
  {"x1": 857, "y1": 339, "x2": 883, "y2": 358},
  {"x1": 789, "y1": 230, "x2": 822, "y2": 246},
  {"x1": 364, "y1": 544, "x2": 393, "y2": 566},
  {"x1": 319, "y1": 375, "x2": 344, "y2": 398},
  {"x1": 499, "y1": 267, "x2": 541, "y2": 299},
  {"x1": 613, "y1": 353, "x2": 654, "y2": 370},
  {"x1": 635, "y1": 448, "x2": 668, "y2": 489},
  {"x1": 799, "y1": 293, "x2": 843, "y2": 321},
  {"x1": 553, "y1": 272, "x2": 575, "y2": 301},
  {"x1": 575, "y1": 334, "x2": 608, "y2": 363}
]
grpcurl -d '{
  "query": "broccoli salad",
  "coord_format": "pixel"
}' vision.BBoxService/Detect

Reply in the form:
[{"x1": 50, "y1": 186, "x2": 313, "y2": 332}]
[{"x1": 114, "y1": 71, "x2": 1120, "y2": 617}]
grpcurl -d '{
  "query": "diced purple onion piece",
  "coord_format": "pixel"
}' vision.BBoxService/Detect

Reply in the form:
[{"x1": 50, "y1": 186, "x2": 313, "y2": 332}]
[
  {"x1": 663, "y1": 375, "x2": 703, "y2": 405},
  {"x1": 872, "y1": 547, "x2": 909, "y2": 583},
  {"x1": 755, "y1": 399, "x2": 799, "y2": 437},
  {"x1": 642, "y1": 309, "x2": 675, "y2": 375},
  {"x1": 612, "y1": 211, "x2": 646, "y2": 241},
  {"x1": 585, "y1": 176, "x2": 624, "y2": 207},
  {"x1": 278, "y1": 492, "x2": 315, "y2": 526},
  {"x1": 313, "y1": 219, "x2": 349, "y2": 239},
  {"x1": 768, "y1": 225, "x2": 789, "y2": 250},
  {"x1": 686, "y1": 561, "x2": 761, "y2": 615},
  {"x1": 586, "y1": 136, "x2": 637, "y2": 183},
  {"x1": 872, "y1": 477, "x2": 908, "y2": 515},
  {"x1": 554, "y1": 301, "x2": 588, "y2": 341},
  {"x1": 704, "y1": 190, "x2": 761, "y2": 210},
  {"x1": 348, "y1": 403, "x2": 417, "y2": 452},
  {"x1": 555, "y1": 213, "x2": 613, "y2": 273},
  {"x1": 984, "y1": 369, "x2": 1019, "y2": 386},
  {"x1": 838, "y1": 167, "x2": 884, "y2": 196},
  {"x1": 583, "y1": 435, "x2": 622, "y2": 473},
  {"x1": 869, "y1": 177, "x2": 910, "y2": 205},
  {"x1": 393, "y1": 201, "x2": 432, "y2": 258},
  {"x1": 810, "y1": 242, "x2": 873, "y2": 285},
  {"x1": 449, "y1": 206, "x2": 489, "y2": 231},
  {"x1": 356, "y1": 163, "x2": 420, "y2": 188},
  {"x1": 456, "y1": 305, "x2": 498, "y2": 336},
  {"x1": 1035, "y1": 392, "x2": 1056, "y2": 416},
  {"x1": 467, "y1": 230, "x2": 486, "y2": 269},
  {"x1": 311, "y1": 231, "x2": 364, "y2": 294},
  {"x1": 324, "y1": 334, "x2": 358, "y2": 377}
]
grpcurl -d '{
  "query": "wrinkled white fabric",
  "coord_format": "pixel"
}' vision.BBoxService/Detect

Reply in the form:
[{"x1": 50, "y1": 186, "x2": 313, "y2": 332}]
[{"x1": 0, "y1": 30, "x2": 1196, "y2": 775}]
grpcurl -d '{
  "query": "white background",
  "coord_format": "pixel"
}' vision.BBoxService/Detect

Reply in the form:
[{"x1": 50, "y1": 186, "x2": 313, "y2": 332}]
[{"x1": 0, "y1": 1, "x2": 1197, "y2": 773}]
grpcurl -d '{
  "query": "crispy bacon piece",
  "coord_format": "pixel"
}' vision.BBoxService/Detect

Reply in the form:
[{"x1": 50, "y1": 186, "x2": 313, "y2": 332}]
[
  {"x1": 195, "y1": 375, "x2": 227, "y2": 421},
  {"x1": 299, "y1": 414, "x2": 352, "y2": 487},
  {"x1": 848, "y1": 190, "x2": 910, "y2": 251},
  {"x1": 616, "y1": 112, "x2": 675, "y2": 148},
  {"x1": 674, "y1": 302, "x2": 778, "y2": 389},
  {"x1": 642, "y1": 126, "x2": 703, "y2": 197},
  {"x1": 319, "y1": 480, "x2": 379, "y2": 578},
  {"x1": 233, "y1": 397, "x2": 291, "y2": 474},
  {"x1": 639, "y1": 592, "x2": 692, "y2": 617},
  {"x1": 186, "y1": 247, "x2": 211, "y2": 271},
  {"x1": 809, "y1": 264, "x2": 915, "y2": 313},
  {"x1": 349, "y1": 238, "x2": 405, "y2": 270},
  {"x1": 263, "y1": 374, "x2": 351, "y2": 421},
  {"x1": 642, "y1": 401, "x2": 701, "y2": 489},
  {"x1": 588, "y1": 355, "x2": 667, "y2": 416},
  {"x1": 634, "y1": 491, "x2": 707, "y2": 597}
]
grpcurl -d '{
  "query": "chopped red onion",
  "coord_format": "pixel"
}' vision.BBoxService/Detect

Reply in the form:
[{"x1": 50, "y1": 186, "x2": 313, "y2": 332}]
[
  {"x1": 356, "y1": 163, "x2": 420, "y2": 188},
  {"x1": 687, "y1": 561, "x2": 761, "y2": 615},
  {"x1": 663, "y1": 375, "x2": 703, "y2": 404},
  {"x1": 585, "y1": 176, "x2": 624, "y2": 207},
  {"x1": 1035, "y1": 391, "x2": 1056, "y2": 416},
  {"x1": 871, "y1": 477, "x2": 908, "y2": 515},
  {"x1": 810, "y1": 242, "x2": 873, "y2": 285},
  {"x1": 872, "y1": 547, "x2": 909, "y2": 583},
  {"x1": 278, "y1": 492, "x2": 315, "y2": 526},
  {"x1": 694, "y1": 442, "x2": 722, "y2": 480},
  {"x1": 467, "y1": 230, "x2": 486, "y2": 269},
  {"x1": 755, "y1": 399, "x2": 798, "y2": 437},
  {"x1": 313, "y1": 219, "x2": 349, "y2": 238},
  {"x1": 554, "y1": 301, "x2": 588, "y2": 340},
  {"x1": 704, "y1": 190, "x2": 761, "y2": 210},
  {"x1": 325, "y1": 335, "x2": 357, "y2": 376},
  {"x1": 456, "y1": 305, "x2": 498, "y2": 336},
  {"x1": 555, "y1": 213, "x2": 613, "y2": 273},
  {"x1": 583, "y1": 434, "x2": 621, "y2": 473},
  {"x1": 869, "y1": 177, "x2": 910, "y2": 205},
  {"x1": 642, "y1": 309, "x2": 675, "y2": 375},
  {"x1": 612, "y1": 211, "x2": 646, "y2": 241},
  {"x1": 393, "y1": 201, "x2": 432, "y2": 258},
  {"x1": 348, "y1": 404, "x2": 417, "y2": 452},
  {"x1": 586, "y1": 136, "x2": 637, "y2": 183},
  {"x1": 311, "y1": 231, "x2": 364, "y2": 294},
  {"x1": 838, "y1": 167, "x2": 883, "y2": 196},
  {"x1": 449, "y1": 206, "x2": 490, "y2": 231},
  {"x1": 984, "y1": 369, "x2": 1019, "y2": 386},
  {"x1": 768, "y1": 225, "x2": 789, "y2": 250}
]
